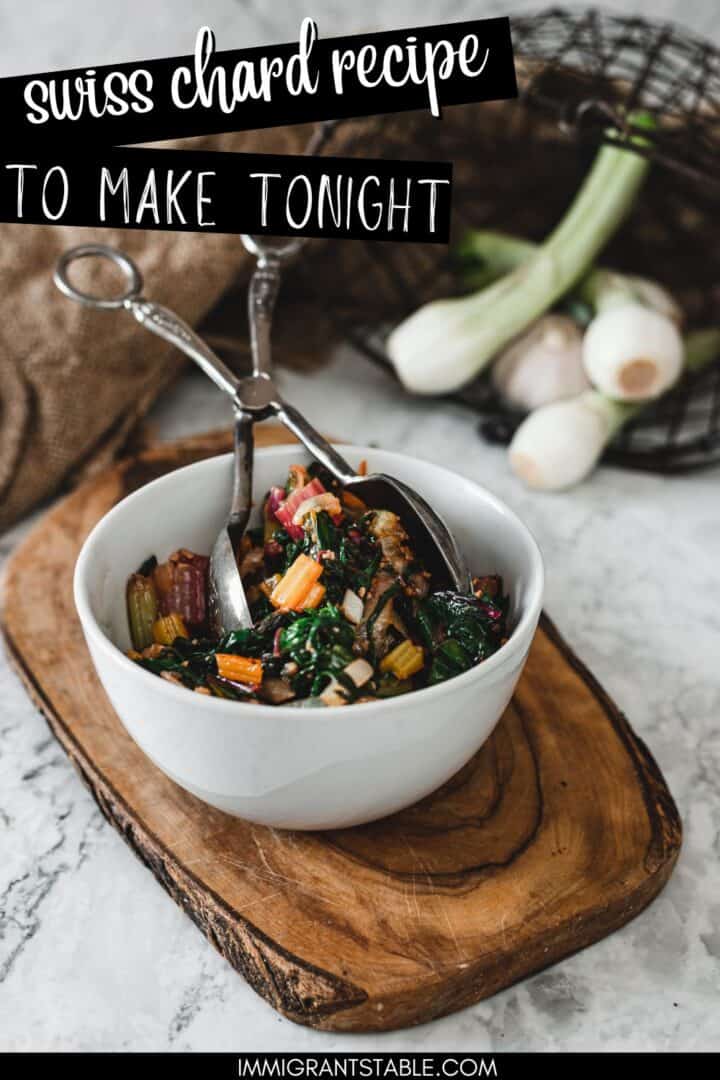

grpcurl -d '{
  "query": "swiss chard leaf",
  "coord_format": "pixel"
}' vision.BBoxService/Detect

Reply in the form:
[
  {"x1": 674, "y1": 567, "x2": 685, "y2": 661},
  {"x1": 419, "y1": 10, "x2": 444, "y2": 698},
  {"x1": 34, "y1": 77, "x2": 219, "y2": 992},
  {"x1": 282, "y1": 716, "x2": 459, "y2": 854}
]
[
  {"x1": 278, "y1": 604, "x2": 356, "y2": 697},
  {"x1": 418, "y1": 588, "x2": 508, "y2": 686}
]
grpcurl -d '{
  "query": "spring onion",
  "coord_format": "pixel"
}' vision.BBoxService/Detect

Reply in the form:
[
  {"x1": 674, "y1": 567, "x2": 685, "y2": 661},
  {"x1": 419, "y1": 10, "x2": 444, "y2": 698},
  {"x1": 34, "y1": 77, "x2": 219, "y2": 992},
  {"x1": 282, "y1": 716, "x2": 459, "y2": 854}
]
[
  {"x1": 387, "y1": 117, "x2": 654, "y2": 395},
  {"x1": 508, "y1": 328, "x2": 720, "y2": 490},
  {"x1": 459, "y1": 229, "x2": 684, "y2": 401},
  {"x1": 583, "y1": 302, "x2": 683, "y2": 400}
]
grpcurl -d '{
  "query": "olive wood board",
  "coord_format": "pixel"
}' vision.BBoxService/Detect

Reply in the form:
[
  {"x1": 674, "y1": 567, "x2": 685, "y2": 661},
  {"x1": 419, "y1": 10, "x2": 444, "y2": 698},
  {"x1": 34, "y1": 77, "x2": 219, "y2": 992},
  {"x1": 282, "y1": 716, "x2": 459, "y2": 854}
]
[{"x1": 1, "y1": 426, "x2": 682, "y2": 1033}]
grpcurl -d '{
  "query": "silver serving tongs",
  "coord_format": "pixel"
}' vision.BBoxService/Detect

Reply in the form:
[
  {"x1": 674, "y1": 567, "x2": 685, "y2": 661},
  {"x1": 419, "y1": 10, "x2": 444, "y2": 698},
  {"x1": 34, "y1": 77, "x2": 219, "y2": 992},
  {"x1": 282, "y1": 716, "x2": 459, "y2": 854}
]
[{"x1": 54, "y1": 242, "x2": 471, "y2": 634}]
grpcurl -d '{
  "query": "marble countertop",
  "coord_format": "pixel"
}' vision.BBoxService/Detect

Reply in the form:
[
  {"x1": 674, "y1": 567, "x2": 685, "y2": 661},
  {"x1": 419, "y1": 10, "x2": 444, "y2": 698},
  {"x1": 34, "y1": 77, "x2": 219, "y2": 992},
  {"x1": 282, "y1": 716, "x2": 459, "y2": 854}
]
[{"x1": 1, "y1": 0, "x2": 718, "y2": 1054}]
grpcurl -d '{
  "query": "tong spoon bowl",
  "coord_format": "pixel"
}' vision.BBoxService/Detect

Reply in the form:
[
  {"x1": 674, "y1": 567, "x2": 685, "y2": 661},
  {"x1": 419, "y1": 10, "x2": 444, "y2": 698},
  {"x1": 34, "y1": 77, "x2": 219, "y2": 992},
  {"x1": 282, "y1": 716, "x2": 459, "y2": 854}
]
[{"x1": 54, "y1": 241, "x2": 471, "y2": 636}]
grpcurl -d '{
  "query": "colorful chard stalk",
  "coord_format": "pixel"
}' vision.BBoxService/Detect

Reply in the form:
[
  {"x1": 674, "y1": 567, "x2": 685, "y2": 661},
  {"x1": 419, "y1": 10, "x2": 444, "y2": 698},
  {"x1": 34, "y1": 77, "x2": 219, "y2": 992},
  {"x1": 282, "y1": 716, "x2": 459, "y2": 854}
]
[
  {"x1": 380, "y1": 640, "x2": 425, "y2": 680},
  {"x1": 270, "y1": 553, "x2": 324, "y2": 611},
  {"x1": 274, "y1": 477, "x2": 327, "y2": 540},
  {"x1": 152, "y1": 613, "x2": 189, "y2": 645},
  {"x1": 263, "y1": 486, "x2": 286, "y2": 544},
  {"x1": 153, "y1": 550, "x2": 209, "y2": 629},
  {"x1": 126, "y1": 573, "x2": 159, "y2": 650},
  {"x1": 215, "y1": 654, "x2": 263, "y2": 686}
]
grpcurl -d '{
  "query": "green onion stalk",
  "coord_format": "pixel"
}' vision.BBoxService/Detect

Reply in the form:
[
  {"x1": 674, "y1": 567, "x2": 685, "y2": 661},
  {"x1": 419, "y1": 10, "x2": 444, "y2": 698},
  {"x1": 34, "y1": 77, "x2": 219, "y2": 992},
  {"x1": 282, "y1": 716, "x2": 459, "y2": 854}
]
[
  {"x1": 455, "y1": 229, "x2": 681, "y2": 321},
  {"x1": 457, "y1": 227, "x2": 686, "y2": 401},
  {"x1": 387, "y1": 117, "x2": 655, "y2": 395}
]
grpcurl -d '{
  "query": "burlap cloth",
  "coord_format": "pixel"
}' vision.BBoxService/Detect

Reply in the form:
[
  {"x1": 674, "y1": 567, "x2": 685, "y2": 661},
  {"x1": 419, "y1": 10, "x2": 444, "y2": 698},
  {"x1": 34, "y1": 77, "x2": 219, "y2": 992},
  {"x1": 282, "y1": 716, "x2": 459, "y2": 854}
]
[{"x1": 0, "y1": 89, "x2": 581, "y2": 531}]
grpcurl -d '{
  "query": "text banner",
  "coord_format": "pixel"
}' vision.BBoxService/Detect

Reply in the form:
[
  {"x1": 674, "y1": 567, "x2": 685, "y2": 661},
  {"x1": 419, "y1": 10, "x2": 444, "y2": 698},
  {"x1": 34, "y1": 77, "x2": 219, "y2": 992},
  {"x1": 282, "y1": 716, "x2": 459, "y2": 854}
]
[
  {"x1": 3, "y1": 18, "x2": 516, "y2": 146},
  {"x1": 0, "y1": 146, "x2": 452, "y2": 241}
]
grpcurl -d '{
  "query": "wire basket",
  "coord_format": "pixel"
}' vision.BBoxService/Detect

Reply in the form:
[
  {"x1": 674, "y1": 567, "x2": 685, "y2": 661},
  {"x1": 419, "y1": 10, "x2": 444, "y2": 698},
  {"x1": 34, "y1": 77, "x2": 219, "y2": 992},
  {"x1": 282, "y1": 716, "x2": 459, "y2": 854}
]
[{"x1": 340, "y1": 8, "x2": 720, "y2": 474}]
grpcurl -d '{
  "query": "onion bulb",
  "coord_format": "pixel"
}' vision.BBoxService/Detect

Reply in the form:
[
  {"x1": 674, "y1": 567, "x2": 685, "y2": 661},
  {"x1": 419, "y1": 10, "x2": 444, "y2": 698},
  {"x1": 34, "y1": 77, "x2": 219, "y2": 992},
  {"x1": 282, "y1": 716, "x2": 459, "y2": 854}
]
[
  {"x1": 509, "y1": 328, "x2": 720, "y2": 490},
  {"x1": 492, "y1": 315, "x2": 590, "y2": 411},
  {"x1": 457, "y1": 232, "x2": 684, "y2": 327},
  {"x1": 509, "y1": 392, "x2": 622, "y2": 491},
  {"x1": 582, "y1": 303, "x2": 683, "y2": 400},
  {"x1": 600, "y1": 272, "x2": 682, "y2": 325},
  {"x1": 341, "y1": 588, "x2": 364, "y2": 625},
  {"x1": 320, "y1": 657, "x2": 374, "y2": 706}
]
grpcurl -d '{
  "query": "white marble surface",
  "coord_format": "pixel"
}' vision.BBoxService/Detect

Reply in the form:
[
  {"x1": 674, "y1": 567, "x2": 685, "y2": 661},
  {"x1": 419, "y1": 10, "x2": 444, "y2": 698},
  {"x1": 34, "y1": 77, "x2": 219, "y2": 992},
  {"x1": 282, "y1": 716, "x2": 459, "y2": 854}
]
[{"x1": 1, "y1": 0, "x2": 719, "y2": 1054}]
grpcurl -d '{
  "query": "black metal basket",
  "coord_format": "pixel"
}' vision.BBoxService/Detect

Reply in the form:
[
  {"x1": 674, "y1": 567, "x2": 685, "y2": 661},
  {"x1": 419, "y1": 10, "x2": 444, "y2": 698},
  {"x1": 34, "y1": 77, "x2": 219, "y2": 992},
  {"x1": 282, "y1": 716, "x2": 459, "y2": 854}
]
[{"x1": 344, "y1": 8, "x2": 720, "y2": 474}]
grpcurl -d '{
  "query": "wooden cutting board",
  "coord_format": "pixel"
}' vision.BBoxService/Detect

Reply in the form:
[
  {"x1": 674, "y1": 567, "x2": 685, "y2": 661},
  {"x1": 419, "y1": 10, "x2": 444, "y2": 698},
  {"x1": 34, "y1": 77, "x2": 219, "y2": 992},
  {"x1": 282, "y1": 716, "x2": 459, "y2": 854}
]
[{"x1": 1, "y1": 427, "x2": 681, "y2": 1033}]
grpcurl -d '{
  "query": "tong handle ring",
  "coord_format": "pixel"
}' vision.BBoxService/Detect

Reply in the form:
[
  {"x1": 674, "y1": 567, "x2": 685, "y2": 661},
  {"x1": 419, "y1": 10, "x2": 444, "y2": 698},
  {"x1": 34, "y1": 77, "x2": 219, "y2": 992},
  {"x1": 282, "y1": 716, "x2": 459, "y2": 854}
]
[{"x1": 54, "y1": 243, "x2": 143, "y2": 310}]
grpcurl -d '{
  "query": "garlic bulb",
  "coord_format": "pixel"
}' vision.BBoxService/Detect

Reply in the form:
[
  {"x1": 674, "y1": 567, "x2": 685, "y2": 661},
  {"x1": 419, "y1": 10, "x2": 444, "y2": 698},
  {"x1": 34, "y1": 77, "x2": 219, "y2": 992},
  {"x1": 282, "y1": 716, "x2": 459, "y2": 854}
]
[
  {"x1": 492, "y1": 314, "x2": 590, "y2": 411},
  {"x1": 582, "y1": 303, "x2": 684, "y2": 401}
]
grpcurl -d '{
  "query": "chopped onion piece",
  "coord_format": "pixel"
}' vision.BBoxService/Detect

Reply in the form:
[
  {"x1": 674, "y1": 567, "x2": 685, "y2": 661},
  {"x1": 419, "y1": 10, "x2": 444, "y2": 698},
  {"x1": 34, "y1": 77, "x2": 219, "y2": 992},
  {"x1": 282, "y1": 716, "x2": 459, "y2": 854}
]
[
  {"x1": 319, "y1": 680, "x2": 347, "y2": 707},
  {"x1": 291, "y1": 492, "x2": 342, "y2": 525},
  {"x1": 344, "y1": 658, "x2": 374, "y2": 687},
  {"x1": 320, "y1": 657, "x2": 375, "y2": 706},
  {"x1": 341, "y1": 588, "x2": 364, "y2": 625}
]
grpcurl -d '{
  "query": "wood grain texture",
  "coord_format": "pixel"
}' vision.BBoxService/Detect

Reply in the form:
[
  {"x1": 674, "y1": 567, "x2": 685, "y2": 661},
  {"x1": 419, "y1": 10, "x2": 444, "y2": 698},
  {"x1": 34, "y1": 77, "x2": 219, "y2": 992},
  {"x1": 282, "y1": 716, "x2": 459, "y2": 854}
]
[{"x1": 1, "y1": 427, "x2": 682, "y2": 1032}]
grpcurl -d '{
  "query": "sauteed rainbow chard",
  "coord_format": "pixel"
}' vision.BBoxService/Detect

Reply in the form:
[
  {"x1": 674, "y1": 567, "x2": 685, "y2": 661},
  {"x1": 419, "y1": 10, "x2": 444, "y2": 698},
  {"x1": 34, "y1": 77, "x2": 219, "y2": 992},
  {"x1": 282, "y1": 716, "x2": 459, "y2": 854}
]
[{"x1": 125, "y1": 463, "x2": 510, "y2": 706}]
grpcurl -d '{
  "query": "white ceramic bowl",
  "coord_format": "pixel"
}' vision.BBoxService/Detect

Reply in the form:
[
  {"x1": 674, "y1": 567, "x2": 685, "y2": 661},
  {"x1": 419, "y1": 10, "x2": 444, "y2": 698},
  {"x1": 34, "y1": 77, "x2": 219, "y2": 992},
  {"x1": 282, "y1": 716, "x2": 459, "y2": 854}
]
[{"x1": 74, "y1": 444, "x2": 543, "y2": 830}]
